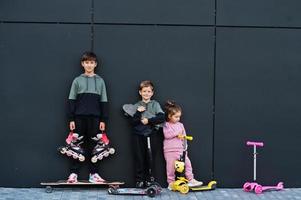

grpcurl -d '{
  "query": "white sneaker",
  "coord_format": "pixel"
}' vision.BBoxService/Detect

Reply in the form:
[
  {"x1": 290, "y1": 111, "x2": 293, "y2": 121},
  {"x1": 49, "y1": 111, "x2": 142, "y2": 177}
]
[
  {"x1": 67, "y1": 173, "x2": 78, "y2": 183},
  {"x1": 167, "y1": 182, "x2": 173, "y2": 191},
  {"x1": 89, "y1": 173, "x2": 105, "y2": 183},
  {"x1": 188, "y1": 179, "x2": 203, "y2": 187}
]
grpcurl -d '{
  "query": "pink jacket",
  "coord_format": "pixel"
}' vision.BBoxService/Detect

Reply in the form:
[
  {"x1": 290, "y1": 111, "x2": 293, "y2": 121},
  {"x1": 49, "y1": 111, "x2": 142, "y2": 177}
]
[{"x1": 163, "y1": 122, "x2": 186, "y2": 152}]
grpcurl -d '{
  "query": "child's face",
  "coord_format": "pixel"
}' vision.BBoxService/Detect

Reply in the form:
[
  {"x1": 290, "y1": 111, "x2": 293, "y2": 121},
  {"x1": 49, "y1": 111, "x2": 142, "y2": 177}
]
[
  {"x1": 169, "y1": 111, "x2": 181, "y2": 123},
  {"x1": 81, "y1": 60, "x2": 97, "y2": 73},
  {"x1": 139, "y1": 86, "x2": 154, "y2": 102}
]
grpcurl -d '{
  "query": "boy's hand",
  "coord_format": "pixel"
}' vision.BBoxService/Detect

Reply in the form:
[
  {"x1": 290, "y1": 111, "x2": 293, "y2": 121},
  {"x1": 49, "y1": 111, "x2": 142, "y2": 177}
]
[
  {"x1": 99, "y1": 122, "x2": 106, "y2": 131},
  {"x1": 69, "y1": 121, "x2": 75, "y2": 131},
  {"x1": 137, "y1": 106, "x2": 146, "y2": 112},
  {"x1": 141, "y1": 118, "x2": 148, "y2": 125}
]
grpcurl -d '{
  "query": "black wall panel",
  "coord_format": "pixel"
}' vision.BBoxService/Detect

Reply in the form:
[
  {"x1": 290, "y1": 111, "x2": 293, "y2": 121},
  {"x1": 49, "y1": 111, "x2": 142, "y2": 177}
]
[
  {"x1": 215, "y1": 27, "x2": 301, "y2": 187},
  {"x1": 0, "y1": 0, "x2": 91, "y2": 22},
  {"x1": 0, "y1": 23, "x2": 91, "y2": 187},
  {"x1": 217, "y1": 0, "x2": 301, "y2": 27},
  {"x1": 93, "y1": 25, "x2": 214, "y2": 186},
  {"x1": 94, "y1": 0, "x2": 214, "y2": 25}
]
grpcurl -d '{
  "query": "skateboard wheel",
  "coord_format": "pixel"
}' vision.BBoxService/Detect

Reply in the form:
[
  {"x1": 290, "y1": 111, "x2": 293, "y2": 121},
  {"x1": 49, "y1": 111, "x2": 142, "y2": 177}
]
[
  {"x1": 109, "y1": 148, "x2": 115, "y2": 154},
  {"x1": 45, "y1": 186, "x2": 53, "y2": 193},
  {"x1": 91, "y1": 156, "x2": 98, "y2": 163},
  {"x1": 146, "y1": 187, "x2": 156, "y2": 198},
  {"x1": 255, "y1": 185, "x2": 263, "y2": 194},
  {"x1": 108, "y1": 187, "x2": 116, "y2": 194}
]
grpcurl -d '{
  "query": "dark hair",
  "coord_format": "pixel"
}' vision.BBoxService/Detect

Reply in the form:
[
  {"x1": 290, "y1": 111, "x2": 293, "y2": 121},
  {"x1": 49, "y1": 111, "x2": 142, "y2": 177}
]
[
  {"x1": 81, "y1": 51, "x2": 98, "y2": 63},
  {"x1": 165, "y1": 100, "x2": 182, "y2": 120},
  {"x1": 139, "y1": 80, "x2": 154, "y2": 91}
]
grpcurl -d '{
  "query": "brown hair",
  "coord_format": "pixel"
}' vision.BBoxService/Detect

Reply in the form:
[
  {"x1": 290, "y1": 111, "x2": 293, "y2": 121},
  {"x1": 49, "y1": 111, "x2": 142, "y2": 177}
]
[
  {"x1": 139, "y1": 80, "x2": 154, "y2": 91},
  {"x1": 81, "y1": 51, "x2": 98, "y2": 63},
  {"x1": 165, "y1": 100, "x2": 182, "y2": 120}
]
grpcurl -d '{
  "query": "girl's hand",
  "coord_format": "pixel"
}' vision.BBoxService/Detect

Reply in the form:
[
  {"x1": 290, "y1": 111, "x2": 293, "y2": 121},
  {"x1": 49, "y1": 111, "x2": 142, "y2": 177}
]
[
  {"x1": 69, "y1": 121, "x2": 76, "y2": 131},
  {"x1": 141, "y1": 118, "x2": 149, "y2": 125},
  {"x1": 99, "y1": 122, "x2": 106, "y2": 131},
  {"x1": 137, "y1": 106, "x2": 146, "y2": 112},
  {"x1": 177, "y1": 133, "x2": 184, "y2": 139},
  {"x1": 177, "y1": 130, "x2": 185, "y2": 139}
]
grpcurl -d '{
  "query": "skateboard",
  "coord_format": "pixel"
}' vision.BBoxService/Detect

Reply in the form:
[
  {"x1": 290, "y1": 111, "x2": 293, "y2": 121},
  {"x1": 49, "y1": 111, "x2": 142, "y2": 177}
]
[
  {"x1": 108, "y1": 183, "x2": 162, "y2": 198},
  {"x1": 40, "y1": 180, "x2": 124, "y2": 193},
  {"x1": 190, "y1": 181, "x2": 217, "y2": 192}
]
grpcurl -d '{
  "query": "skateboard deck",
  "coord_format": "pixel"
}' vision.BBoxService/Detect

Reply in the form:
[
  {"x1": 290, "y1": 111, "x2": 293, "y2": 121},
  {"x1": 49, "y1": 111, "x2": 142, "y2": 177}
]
[
  {"x1": 41, "y1": 180, "x2": 124, "y2": 193},
  {"x1": 190, "y1": 181, "x2": 217, "y2": 192}
]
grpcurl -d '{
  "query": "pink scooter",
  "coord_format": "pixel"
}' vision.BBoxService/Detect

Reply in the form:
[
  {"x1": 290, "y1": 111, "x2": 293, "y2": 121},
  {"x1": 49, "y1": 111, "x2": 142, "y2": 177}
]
[{"x1": 243, "y1": 141, "x2": 284, "y2": 194}]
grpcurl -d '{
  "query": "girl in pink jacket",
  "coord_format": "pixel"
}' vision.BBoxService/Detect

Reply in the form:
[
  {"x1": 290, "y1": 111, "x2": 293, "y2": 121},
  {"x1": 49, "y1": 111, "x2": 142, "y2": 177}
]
[{"x1": 163, "y1": 101, "x2": 203, "y2": 189}]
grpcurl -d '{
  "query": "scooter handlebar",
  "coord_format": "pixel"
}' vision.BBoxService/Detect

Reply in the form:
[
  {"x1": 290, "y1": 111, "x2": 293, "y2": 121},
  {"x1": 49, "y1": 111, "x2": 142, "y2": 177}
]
[{"x1": 246, "y1": 141, "x2": 264, "y2": 147}]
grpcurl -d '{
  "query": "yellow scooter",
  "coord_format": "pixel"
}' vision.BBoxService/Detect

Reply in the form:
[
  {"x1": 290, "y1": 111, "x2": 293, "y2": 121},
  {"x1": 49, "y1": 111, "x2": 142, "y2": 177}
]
[{"x1": 169, "y1": 135, "x2": 217, "y2": 194}]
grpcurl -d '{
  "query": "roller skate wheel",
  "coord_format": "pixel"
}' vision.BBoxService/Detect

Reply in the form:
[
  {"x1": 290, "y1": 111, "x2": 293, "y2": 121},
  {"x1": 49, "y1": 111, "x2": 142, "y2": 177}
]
[
  {"x1": 66, "y1": 152, "x2": 72, "y2": 156},
  {"x1": 104, "y1": 152, "x2": 109, "y2": 157},
  {"x1": 91, "y1": 157, "x2": 97, "y2": 163},
  {"x1": 179, "y1": 184, "x2": 189, "y2": 194},
  {"x1": 98, "y1": 154, "x2": 103, "y2": 160},
  {"x1": 73, "y1": 155, "x2": 78, "y2": 159},
  {"x1": 255, "y1": 185, "x2": 263, "y2": 194},
  {"x1": 79, "y1": 155, "x2": 85, "y2": 162},
  {"x1": 60, "y1": 148, "x2": 66, "y2": 154},
  {"x1": 109, "y1": 148, "x2": 115, "y2": 154}
]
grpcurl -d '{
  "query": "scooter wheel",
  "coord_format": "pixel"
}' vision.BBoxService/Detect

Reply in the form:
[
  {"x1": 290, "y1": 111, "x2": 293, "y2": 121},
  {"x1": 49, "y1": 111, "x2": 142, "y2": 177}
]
[
  {"x1": 255, "y1": 185, "x2": 263, "y2": 194},
  {"x1": 243, "y1": 182, "x2": 253, "y2": 192},
  {"x1": 146, "y1": 186, "x2": 157, "y2": 198},
  {"x1": 179, "y1": 184, "x2": 189, "y2": 194}
]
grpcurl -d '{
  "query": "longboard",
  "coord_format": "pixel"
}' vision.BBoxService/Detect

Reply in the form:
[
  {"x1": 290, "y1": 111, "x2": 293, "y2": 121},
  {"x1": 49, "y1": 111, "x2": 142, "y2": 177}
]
[
  {"x1": 190, "y1": 181, "x2": 217, "y2": 192},
  {"x1": 41, "y1": 180, "x2": 124, "y2": 193}
]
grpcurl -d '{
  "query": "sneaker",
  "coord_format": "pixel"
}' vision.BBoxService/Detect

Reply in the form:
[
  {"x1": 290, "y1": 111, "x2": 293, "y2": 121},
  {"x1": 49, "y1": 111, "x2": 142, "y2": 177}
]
[
  {"x1": 188, "y1": 179, "x2": 203, "y2": 187},
  {"x1": 89, "y1": 173, "x2": 105, "y2": 183},
  {"x1": 167, "y1": 182, "x2": 173, "y2": 191},
  {"x1": 136, "y1": 181, "x2": 144, "y2": 188},
  {"x1": 67, "y1": 173, "x2": 78, "y2": 183}
]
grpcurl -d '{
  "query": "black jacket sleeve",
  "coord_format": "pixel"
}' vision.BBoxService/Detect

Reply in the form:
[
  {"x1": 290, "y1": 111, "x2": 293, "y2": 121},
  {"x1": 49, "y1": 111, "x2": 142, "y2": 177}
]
[
  {"x1": 148, "y1": 112, "x2": 165, "y2": 125},
  {"x1": 68, "y1": 99, "x2": 76, "y2": 121},
  {"x1": 130, "y1": 111, "x2": 142, "y2": 126},
  {"x1": 100, "y1": 102, "x2": 109, "y2": 124}
]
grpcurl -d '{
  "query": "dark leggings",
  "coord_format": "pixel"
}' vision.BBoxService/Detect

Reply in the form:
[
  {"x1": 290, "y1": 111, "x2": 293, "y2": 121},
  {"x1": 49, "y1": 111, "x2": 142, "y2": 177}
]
[{"x1": 70, "y1": 116, "x2": 100, "y2": 174}]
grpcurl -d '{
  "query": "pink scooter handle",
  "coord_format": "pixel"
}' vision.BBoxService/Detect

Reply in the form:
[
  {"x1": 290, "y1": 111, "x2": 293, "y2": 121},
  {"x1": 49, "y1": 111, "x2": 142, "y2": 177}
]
[{"x1": 246, "y1": 141, "x2": 264, "y2": 147}]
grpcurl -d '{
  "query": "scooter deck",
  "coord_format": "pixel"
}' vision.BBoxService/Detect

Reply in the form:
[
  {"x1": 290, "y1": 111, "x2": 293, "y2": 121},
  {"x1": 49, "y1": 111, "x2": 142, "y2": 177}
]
[
  {"x1": 190, "y1": 181, "x2": 217, "y2": 192},
  {"x1": 108, "y1": 186, "x2": 162, "y2": 198},
  {"x1": 41, "y1": 180, "x2": 124, "y2": 193}
]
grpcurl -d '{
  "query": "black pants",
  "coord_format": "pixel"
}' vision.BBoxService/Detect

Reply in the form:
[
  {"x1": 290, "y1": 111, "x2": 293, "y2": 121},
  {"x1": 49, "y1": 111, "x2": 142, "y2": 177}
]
[
  {"x1": 70, "y1": 116, "x2": 100, "y2": 174},
  {"x1": 133, "y1": 131, "x2": 160, "y2": 182}
]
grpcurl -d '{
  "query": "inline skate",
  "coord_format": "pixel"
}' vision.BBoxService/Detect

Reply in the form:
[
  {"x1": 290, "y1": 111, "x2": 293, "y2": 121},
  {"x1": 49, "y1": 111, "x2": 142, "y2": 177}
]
[
  {"x1": 58, "y1": 132, "x2": 85, "y2": 162},
  {"x1": 91, "y1": 133, "x2": 115, "y2": 163}
]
